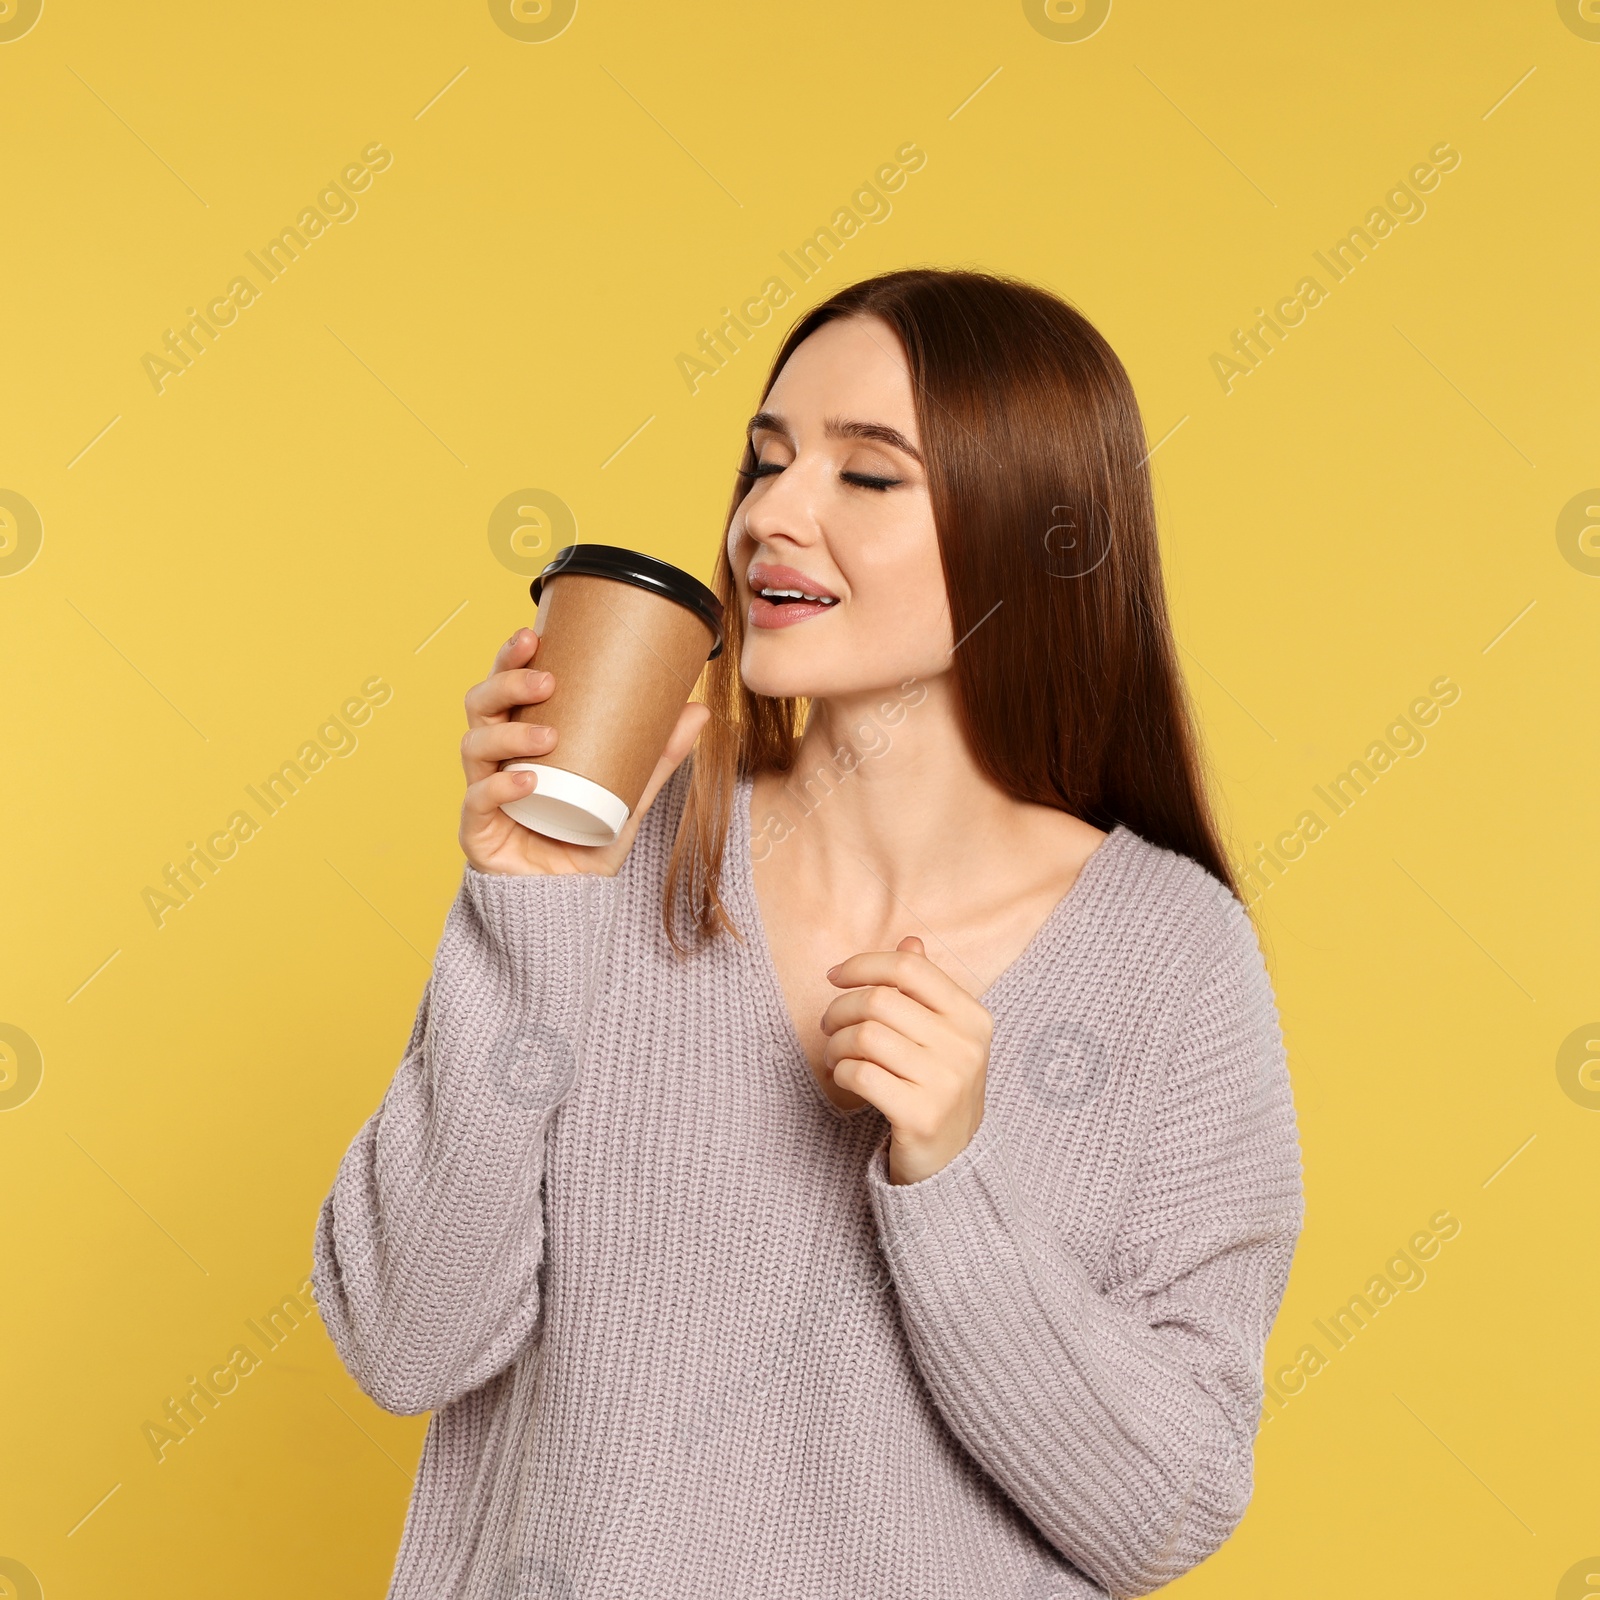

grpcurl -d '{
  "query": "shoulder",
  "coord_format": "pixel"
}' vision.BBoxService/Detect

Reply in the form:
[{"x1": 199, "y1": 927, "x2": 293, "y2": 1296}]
[
  {"x1": 1108, "y1": 832, "x2": 1284, "y2": 1101},
  {"x1": 1089, "y1": 826, "x2": 1266, "y2": 1006}
]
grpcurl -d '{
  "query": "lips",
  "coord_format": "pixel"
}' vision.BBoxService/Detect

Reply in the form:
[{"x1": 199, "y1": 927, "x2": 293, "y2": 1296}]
[
  {"x1": 747, "y1": 562, "x2": 839, "y2": 603},
  {"x1": 746, "y1": 561, "x2": 840, "y2": 631}
]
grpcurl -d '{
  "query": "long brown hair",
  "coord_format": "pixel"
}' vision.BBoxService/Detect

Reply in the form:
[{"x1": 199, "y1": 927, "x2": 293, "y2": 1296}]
[{"x1": 663, "y1": 266, "x2": 1239, "y2": 954}]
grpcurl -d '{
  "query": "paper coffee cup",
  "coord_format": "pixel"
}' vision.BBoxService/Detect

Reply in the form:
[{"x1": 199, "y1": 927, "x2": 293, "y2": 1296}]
[{"x1": 499, "y1": 544, "x2": 724, "y2": 846}]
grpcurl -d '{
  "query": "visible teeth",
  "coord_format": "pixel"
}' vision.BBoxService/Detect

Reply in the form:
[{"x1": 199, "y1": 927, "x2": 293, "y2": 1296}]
[{"x1": 759, "y1": 587, "x2": 835, "y2": 604}]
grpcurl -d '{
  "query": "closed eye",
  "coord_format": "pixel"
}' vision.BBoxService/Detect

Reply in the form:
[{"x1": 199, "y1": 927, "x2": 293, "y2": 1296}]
[{"x1": 735, "y1": 463, "x2": 902, "y2": 491}]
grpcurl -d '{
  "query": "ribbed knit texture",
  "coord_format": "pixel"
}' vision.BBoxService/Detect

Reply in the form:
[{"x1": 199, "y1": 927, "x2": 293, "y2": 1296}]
[{"x1": 312, "y1": 760, "x2": 1305, "y2": 1600}]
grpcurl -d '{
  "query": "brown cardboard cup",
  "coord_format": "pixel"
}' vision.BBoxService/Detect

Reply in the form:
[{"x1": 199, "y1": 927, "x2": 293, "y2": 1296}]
[{"x1": 499, "y1": 545, "x2": 724, "y2": 846}]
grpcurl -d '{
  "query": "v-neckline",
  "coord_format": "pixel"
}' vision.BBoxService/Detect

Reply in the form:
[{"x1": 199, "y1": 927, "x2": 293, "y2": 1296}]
[{"x1": 730, "y1": 771, "x2": 1129, "y2": 1123}]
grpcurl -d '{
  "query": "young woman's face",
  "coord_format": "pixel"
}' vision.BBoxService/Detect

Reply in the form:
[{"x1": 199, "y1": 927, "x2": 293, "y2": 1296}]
[{"x1": 727, "y1": 314, "x2": 954, "y2": 701}]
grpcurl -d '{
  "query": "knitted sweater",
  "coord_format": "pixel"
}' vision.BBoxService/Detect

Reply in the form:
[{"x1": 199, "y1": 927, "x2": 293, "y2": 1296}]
[{"x1": 312, "y1": 761, "x2": 1305, "y2": 1600}]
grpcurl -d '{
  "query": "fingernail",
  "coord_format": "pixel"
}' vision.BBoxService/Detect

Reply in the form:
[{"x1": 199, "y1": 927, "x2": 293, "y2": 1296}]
[
  {"x1": 515, "y1": 771, "x2": 534, "y2": 786},
  {"x1": 825, "y1": 964, "x2": 839, "y2": 979}
]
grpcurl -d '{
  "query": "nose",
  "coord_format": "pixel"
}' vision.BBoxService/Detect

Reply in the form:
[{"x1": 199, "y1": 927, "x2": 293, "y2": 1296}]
[{"x1": 739, "y1": 458, "x2": 823, "y2": 556}]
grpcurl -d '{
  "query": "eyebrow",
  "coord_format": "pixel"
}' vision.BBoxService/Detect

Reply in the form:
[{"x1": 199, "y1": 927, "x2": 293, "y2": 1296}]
[{"x1": 747, "y1": 410, "x2": 923, "y2": 465}]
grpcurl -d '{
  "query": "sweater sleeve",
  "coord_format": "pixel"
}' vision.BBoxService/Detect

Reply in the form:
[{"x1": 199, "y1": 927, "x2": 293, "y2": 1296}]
[
  {"x1": 312, "y1": 862, "x2": 620, "y2": 1416},
  {"x1": 864, "y1": 908, "x2": 1304, "y2": 1598}
]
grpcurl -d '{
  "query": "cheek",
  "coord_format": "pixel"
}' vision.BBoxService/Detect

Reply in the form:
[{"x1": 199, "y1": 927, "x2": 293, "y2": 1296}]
[
  {"x1": 908, "y1": 558, "x2": 950, "y2": 620},
  {"x1": 838, "y1": 526, "x2": 950, "y2": 660},
  {"x1": 860, "y1": 576, "x2": 943, "y2": 639},
  {"x1": 854, "y1": 511, "x2": 944, "y2": 615}
]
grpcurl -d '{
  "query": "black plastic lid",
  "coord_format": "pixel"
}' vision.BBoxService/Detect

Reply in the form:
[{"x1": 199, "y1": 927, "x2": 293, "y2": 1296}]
[{"x1": 531, "y1": 544, "x2": 725, "y2": 659}]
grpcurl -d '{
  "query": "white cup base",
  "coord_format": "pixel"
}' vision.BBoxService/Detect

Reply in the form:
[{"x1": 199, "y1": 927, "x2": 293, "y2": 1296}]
[{"x1": 499, "y1": 763, "x2": 632, "y2": 847}]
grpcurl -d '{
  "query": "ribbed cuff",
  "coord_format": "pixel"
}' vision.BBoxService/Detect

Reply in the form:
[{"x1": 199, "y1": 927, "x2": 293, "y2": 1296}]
[
  {"x1": 461, "y1": 859, "x2": 620, "y2": 922},
  {"x1": 865, "y1": 1110, "x2": 1014, "y2": 1271},
  {"x1": 423, "y1": 864, "x2": 624, "y2": 1119},
  {"x1": 460, "y1": 864, "x2": 620, "y2": 982}
]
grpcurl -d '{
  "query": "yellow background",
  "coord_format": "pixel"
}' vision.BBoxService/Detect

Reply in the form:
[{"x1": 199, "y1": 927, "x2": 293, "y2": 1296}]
[{"x1": 2, "y1": 0, "x2": 1595, "y2": 1594}]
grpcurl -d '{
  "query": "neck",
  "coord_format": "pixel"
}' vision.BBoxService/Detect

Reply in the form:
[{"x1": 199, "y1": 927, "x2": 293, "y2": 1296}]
[{"x1": 754, "y1": 674, "x2": 1037, "y2": 910}]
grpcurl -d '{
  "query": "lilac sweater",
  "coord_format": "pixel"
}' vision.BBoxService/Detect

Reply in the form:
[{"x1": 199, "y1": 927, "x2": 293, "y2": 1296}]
[{"x1": 312, "y1": 762, "x2": 1305, "y2": 1599}]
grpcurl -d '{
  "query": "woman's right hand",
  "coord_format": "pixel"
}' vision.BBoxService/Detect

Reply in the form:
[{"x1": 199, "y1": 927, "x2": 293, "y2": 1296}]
[{"x1": 460, "y1": 627, "x2": 710, "y2": 878}]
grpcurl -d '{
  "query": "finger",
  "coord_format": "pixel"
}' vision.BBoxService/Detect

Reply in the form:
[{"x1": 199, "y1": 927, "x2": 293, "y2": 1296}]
[
  {"x1": 824, "y1": 1019, "x2": 926, "y2": 1085},
  {"x1": 610, "y1": 701, "x2": 712, "y2": 851},
  {"x1": 821, "y1": 984, "x2": 941, "y2": 1049},
  {"x1": 465, "y1": 664, "x2": 555, "y2": 728},
  {"x1": 490, "y1": 626, "x2": 540, "y2": 679},
  {"x1": 898, "y1": 935, "x2": 925, "y2": 956},
  {"x1": 460, "y1": 718, "x2": 557, "y2": 783},
  {"x1": 829, "y1": 1055, "x2": 919, "y2": 1126},
  {"x1": 826, "y1": 947, "x2": 969, "y2": 1016},
  {"x1": 463, "y1": 766, "x2": 540, "y2": 823},
  {"x1": 640, "y1": 701, "x2": 711, "y2": 812}
]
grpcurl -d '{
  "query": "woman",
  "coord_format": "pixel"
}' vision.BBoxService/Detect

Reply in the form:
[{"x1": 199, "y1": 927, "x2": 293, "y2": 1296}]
[{"x1": 313, "y1": 267, "x2": 1305, "y2": 1600}]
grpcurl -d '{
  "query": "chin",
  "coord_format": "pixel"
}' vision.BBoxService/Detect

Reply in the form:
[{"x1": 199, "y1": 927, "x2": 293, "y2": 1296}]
[
  {"x1": 739, "y1": 639, "x2": 841, "y2": 701},
  {"x1": 739, "y1": 658, "x2": 818, "y2": 701}
]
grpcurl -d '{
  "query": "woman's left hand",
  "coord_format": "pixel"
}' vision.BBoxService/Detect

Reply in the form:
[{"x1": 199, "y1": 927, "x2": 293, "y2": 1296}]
[{"x1": 821, "y1": 936, "x2": 994, "y2": 1186}]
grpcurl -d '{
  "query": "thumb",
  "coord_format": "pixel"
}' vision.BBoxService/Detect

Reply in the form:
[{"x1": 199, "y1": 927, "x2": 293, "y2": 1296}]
[
  {"x1": 897, "y1": 935, "x2": 925, "y2": 956},
  {"x1": 622, "y1": 701, "x2": 712, "y2": 835},
  {"x1": 658, "y1": 699, "x2": 712, "y2": 776}
]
